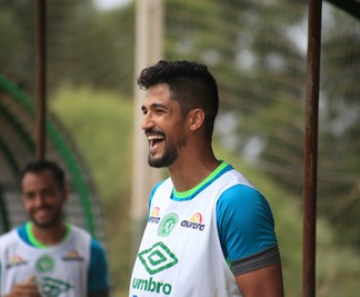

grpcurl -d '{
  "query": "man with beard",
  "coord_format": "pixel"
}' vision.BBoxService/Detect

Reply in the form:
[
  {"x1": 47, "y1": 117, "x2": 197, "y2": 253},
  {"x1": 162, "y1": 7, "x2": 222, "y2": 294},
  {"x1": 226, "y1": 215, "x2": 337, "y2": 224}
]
[
  {"x1": 0, "y1": 160, "x2": 109, "y2": 297},
  {"x1": 129, "y1": 60, "x2": 284, "y2": 297}
]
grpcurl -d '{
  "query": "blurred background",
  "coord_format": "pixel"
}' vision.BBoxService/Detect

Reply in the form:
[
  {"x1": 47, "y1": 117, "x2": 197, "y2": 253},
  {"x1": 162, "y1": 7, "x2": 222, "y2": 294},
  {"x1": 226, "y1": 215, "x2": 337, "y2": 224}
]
[{"x1": 1, "y1": 0, "x2": 360, "y2": 296}]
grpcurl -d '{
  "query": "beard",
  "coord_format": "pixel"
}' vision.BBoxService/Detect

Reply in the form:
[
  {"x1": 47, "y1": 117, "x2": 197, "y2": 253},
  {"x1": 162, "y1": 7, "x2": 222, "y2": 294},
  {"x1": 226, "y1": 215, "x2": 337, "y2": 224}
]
[
  {"x1": 148, "y1": 135, "x2": 187, "y2": 168},
  {"x1": 148, "y1": 144, "x2": 178, "y2": 168},
  {"x1": 30, "y1": 206, "x2": 64, "y2": 229}
]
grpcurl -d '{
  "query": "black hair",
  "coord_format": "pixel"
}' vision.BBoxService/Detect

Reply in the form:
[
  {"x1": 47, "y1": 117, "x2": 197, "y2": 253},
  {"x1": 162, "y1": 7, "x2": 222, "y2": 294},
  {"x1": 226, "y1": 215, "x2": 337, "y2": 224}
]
[
  {"x1": 20, "y1": 160, "x2": 66, "y2": 189},
  {"x1": 138, "y1": 60, "x2": 219, "y2": 141}
]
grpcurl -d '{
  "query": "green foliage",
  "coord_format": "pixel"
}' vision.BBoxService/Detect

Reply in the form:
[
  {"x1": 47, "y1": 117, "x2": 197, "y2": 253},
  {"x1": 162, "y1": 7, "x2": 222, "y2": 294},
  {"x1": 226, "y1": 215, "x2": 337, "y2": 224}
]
[
  {"x1": 319, "y1": 5, "x2": 360, "y2": 249},
  {"x1": 0, "y1": 0, "x2": 135, "y2": 96},
  {"x1": 50, "y1": 84, "x2": 133, "y2": 202}
]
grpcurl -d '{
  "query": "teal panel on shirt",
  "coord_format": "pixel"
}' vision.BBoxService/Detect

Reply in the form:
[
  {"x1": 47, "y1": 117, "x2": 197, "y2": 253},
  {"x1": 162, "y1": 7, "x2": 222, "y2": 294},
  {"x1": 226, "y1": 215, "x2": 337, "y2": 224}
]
[
  {"x1": 216, "y1": 184, "x2": 277, "y2": 261},
  {"x1": 88, "y1": 239, "x2": 110, "y2": 292}
]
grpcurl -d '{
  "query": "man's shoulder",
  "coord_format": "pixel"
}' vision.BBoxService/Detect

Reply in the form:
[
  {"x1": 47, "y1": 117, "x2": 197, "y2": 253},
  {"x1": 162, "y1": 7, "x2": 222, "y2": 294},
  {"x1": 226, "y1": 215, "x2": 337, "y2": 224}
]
[
  {"x1": 0, "y1": 227, "x2": 19, "y2": 239},
  {"x1": 221, "y1": 167, "x2": 254, "y2": 187},
  {"x1": 0, "y1": 228, "x2": 21, "y2": 251},
  {"x1": 69, "y1": 224, "x2": 105, "y2": 250},
  {"x1": 70, "y1": 224, "x2": 90, "y2": 234},
  {"x1": 151, "y1": 178, "x2": 172, "y2": 194},
  {"x1": 70, "y1": 224, "x2": 92, "y2": 238}
]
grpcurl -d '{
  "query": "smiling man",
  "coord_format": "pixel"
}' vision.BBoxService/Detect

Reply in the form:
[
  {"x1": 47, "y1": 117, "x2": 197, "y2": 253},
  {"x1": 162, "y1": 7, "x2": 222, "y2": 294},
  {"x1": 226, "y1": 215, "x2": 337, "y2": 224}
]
[
  {"x1": 0, "y1": 160, "x2": 110, "y2": 297},
  {"x1": 129, "y1": 60, "x2": 284, "y2": 297}
]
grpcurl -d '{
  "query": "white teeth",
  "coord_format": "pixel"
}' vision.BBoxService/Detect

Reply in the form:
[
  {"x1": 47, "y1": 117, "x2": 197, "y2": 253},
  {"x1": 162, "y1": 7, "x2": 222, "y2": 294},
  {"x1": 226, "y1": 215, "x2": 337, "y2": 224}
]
[{"x1": 147, "y1": 135, "x2": 164, "y2": 140}]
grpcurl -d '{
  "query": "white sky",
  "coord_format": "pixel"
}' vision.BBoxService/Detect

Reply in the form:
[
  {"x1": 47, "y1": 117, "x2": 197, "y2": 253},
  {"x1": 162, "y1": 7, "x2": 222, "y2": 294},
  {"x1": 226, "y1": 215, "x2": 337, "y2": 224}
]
[{"x1": 94, "y1": 0, "x2": 132, "y2": 10}]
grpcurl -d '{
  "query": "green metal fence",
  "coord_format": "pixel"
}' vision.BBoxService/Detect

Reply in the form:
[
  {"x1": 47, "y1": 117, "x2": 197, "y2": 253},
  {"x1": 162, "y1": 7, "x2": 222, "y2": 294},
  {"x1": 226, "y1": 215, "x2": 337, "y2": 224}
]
[{"x1": 0, "y1": 74, "x2": 104, "y2": 239}]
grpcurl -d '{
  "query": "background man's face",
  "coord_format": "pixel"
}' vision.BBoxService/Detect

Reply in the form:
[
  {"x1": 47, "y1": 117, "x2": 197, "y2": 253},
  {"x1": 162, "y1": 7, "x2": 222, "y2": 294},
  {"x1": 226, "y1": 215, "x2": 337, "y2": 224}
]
[{"x1": 21, "y1": 170, "x2": 66, "y2": 228}]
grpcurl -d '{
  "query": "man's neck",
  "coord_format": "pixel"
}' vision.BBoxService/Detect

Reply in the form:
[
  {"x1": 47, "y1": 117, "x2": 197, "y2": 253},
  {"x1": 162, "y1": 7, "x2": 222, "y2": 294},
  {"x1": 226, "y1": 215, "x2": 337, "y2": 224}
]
[
  {"x1": 169, "y1": 156, "x2": 221, "y2": 192},
  {"x1": 28, "y1": 221, "x2": 68, "y2": 246}
]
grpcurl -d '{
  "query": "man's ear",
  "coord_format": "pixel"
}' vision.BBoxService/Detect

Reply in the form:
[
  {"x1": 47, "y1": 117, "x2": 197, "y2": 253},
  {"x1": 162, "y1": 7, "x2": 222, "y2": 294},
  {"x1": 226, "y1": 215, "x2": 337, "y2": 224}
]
[{"x1": 188, "y1": 108, "x2": 205, "y2": 131}]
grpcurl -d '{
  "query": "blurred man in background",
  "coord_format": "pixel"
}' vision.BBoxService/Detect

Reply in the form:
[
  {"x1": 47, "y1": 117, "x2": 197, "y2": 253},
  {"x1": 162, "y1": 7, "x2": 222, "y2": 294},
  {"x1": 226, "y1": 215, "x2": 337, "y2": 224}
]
[{"x1": 0, "y1": 160, "x2": 110, "y2": 297}]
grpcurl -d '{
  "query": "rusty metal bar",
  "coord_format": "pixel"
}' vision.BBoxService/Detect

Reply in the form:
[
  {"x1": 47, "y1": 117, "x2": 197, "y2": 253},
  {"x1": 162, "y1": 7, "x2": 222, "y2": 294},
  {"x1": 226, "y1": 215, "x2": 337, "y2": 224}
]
[
  {"x1": 303, "y1": 0, "x2": 322, "y2": 296},
  {"x1": 35, "y1": 0, "x2": 47, "y2": 160}
]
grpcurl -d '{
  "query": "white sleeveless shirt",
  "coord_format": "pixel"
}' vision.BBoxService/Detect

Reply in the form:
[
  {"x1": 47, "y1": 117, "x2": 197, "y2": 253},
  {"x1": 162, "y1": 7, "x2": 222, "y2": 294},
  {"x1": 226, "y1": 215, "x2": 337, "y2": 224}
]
[
  {"x1": 0, "y1": 225, "x2": 90, "y2": 297},
  {"x1": 129, "y1": 170, "x2": 247, "y2": 297}
]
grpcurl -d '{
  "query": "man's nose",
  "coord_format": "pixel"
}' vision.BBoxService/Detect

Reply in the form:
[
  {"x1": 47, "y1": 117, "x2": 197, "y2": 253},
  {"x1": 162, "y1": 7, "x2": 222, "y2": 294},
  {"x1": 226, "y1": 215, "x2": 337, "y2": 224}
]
[
  {"x1": 141, "y1": 113, "x2": 155, "y2": 130},
  {"x1": 33, "y1": 195, "x2": 46, "y2": 207}
]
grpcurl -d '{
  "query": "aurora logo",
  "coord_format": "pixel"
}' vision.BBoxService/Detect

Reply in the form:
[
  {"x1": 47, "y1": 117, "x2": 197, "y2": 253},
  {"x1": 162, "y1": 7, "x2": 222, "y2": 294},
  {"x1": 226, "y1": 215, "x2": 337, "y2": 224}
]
[
  {"x1": 181, "y1": 212, "x2": 206, "y2": 231},
  {"x1": 6, "y1": 255, "x2": 27, "y2": 269},
  {"x1": 148, "y1": 207, "x2": 161, "y2": 224}
]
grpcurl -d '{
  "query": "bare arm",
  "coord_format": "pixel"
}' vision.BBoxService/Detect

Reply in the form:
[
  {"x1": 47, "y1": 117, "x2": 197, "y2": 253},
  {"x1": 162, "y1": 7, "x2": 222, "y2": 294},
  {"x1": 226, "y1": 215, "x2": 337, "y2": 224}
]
[{"x1": 236, "y1": 263, "x2": 284, "y2": 297}]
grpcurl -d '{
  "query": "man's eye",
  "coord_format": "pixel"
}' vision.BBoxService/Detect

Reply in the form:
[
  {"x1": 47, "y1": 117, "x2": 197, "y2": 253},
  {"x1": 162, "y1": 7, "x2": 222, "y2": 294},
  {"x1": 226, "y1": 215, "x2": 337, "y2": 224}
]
[
  {"x1": 43, "y1": 189, "x2": 54, "y2": 196},
  {"x1": 154, "y1": 109, "x2": 165, "y2": 114},
  {"x1": 25, "y1": 193, "x2": 36, "y2": 200}
]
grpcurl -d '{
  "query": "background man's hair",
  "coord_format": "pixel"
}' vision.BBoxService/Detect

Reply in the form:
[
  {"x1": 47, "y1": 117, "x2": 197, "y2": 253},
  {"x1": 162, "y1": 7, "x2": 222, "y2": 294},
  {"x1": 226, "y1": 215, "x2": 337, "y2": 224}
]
[{"x1": 20, "y1": 160, "x2": 66, "y2": 189}]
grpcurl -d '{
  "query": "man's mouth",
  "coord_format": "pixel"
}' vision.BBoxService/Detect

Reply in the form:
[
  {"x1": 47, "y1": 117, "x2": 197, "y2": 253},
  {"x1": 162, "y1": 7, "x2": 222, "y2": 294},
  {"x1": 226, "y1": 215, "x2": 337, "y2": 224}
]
[
  {"x1": 33, "y1": 207, "x2": 52, "y2": 218},
  {"x1": 147, "y1": 134, "x2": 165, "y2": 153}
]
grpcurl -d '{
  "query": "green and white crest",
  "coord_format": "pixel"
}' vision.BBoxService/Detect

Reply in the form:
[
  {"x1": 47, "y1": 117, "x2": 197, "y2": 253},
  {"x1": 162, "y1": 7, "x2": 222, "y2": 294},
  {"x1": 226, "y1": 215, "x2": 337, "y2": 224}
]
[
  {"x1": 158, "y1": 213, "x2": 179, "y2": 237},
  {"x1": 36, "y1": 255, "x2": 55, "y2": 273}
]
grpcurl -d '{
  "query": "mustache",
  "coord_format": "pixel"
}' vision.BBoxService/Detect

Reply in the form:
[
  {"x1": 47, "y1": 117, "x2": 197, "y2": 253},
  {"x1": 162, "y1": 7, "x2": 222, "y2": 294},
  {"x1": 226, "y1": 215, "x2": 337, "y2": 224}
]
[{"x1": 144, "y1": 128, "x2": 165, "y2": 136}]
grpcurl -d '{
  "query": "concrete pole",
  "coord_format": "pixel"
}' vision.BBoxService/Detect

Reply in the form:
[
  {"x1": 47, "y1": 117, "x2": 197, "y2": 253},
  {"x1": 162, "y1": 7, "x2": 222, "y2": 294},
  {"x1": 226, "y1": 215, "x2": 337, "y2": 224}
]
[{"x1": 131, "y1": 0, "x2": 163, "y2": 252}]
